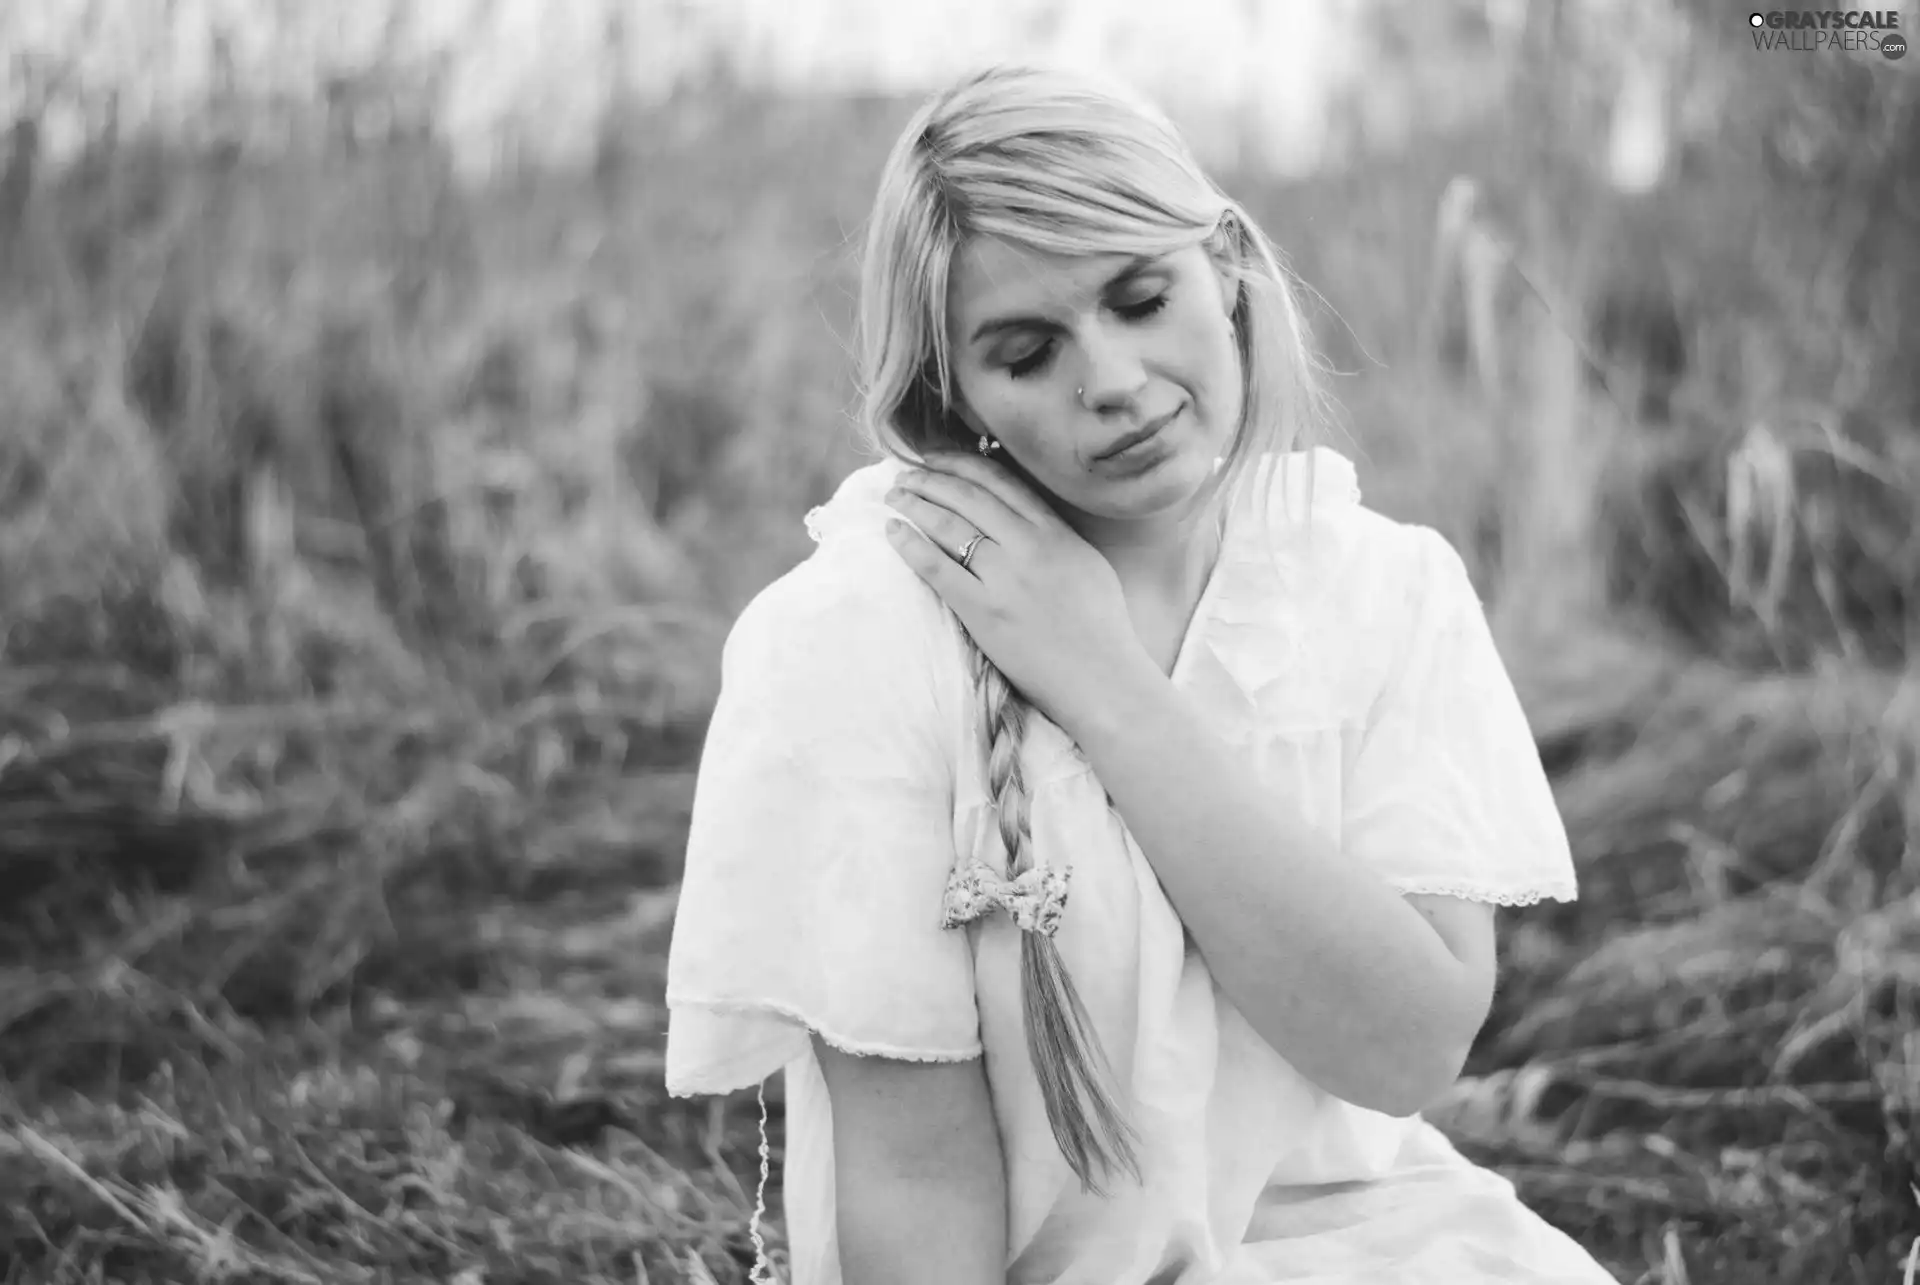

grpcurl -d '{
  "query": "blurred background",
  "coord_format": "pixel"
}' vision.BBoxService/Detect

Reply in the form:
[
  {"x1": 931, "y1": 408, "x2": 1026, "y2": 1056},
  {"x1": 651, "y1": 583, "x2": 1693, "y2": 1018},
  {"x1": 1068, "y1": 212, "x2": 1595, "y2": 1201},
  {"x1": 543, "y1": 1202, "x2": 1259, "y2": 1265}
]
[{"x1": 1, "y1": 2, "x2": 1916, "y2": 1282}]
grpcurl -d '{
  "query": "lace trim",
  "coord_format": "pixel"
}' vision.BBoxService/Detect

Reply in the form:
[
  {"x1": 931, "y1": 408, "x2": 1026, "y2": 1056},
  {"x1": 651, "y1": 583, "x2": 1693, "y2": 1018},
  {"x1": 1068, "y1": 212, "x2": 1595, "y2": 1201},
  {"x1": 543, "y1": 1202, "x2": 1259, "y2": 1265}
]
[
  {"x1": 1388, "y1": 880, "x2": 1580, "y2": 907},
  {"x1": 665, "y1": 992, "x2": 982, "y2": 1097}
]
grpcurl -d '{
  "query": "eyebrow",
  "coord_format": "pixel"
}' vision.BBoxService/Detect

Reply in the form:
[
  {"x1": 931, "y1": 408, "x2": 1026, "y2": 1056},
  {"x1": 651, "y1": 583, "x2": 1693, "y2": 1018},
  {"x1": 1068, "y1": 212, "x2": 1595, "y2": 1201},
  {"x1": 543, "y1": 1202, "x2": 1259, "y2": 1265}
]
[{"x1": 967, "y1": 254, "x2": 1165, "y2": 345}]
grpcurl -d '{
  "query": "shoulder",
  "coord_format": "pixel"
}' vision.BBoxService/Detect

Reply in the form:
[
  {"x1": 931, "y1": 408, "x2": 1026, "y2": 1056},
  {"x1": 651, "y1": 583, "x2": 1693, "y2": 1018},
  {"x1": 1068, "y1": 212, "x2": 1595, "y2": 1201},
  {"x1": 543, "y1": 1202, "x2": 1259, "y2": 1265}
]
[
  {"x1": 734, "y1": 525, "x2": 951, "y2": 661},
  {"x1": 721, "y1": 497, "x2": 965, "y2": 745},
  {"x1": 1322, "y1": 507, "x2": 1475, "y2": 622},
  {"x1": 1241, "y1": 450, "x2": 1486, "y2": 713},
  {"x1": 1313, "y1": 505, "x2": 1483, "y2": 685},
  {"x1": 1254, "y1": 449, "x2": 1475, "y2": 637}
]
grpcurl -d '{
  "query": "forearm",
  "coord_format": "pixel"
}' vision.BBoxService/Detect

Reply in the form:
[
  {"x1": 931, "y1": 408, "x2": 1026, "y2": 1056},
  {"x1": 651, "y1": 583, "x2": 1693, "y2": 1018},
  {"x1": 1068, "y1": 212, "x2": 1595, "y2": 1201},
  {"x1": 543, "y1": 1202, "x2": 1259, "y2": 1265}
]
[
  {"x1": 836, "y1": 1149, "x2": 1007, "y2": 1285},
  {"x1": 1059, "y1": 656, "x2": 1480, "y2": 1115}
]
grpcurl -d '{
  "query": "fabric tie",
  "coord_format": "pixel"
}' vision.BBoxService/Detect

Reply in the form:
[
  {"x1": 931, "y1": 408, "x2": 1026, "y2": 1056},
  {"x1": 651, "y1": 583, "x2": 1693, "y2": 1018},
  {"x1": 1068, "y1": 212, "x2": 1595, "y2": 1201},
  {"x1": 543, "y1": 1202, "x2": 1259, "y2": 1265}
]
[{"x1": 940, "y1": 858, "x2": 1071, "y2": 936}]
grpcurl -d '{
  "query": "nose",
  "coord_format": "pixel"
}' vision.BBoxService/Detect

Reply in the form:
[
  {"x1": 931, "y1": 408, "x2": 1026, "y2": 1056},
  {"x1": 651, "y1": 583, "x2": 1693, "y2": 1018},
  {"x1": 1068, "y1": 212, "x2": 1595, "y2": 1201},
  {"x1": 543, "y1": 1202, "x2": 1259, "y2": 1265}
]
[{"x1": 1075, "y1": 320, "x2": 1149, "y2": 412}]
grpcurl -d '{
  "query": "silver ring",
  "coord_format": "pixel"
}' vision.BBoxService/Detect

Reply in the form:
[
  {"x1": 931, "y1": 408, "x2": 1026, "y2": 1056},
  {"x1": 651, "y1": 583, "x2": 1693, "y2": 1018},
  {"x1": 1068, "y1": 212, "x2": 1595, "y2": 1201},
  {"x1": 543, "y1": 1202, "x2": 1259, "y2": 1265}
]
[{"x1": 959, "y1": 531, "x2": 986, "y2": 570}]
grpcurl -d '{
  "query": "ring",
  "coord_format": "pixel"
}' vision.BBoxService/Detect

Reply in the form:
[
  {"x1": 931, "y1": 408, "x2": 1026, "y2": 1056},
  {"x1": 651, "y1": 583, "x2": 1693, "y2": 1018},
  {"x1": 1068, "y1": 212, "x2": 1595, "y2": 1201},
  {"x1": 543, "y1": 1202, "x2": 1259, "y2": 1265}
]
[{"x1": 959, "y1": 531, "x2": 986, "y2": 570}]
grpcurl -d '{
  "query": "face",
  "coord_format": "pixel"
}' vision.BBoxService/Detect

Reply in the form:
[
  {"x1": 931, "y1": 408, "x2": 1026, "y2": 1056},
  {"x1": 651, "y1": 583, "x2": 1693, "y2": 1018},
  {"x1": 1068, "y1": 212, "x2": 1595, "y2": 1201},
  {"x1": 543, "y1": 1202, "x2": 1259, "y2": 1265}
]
[{"x1": 944, "y1": 237, "x2": 1243, "y2": 539}]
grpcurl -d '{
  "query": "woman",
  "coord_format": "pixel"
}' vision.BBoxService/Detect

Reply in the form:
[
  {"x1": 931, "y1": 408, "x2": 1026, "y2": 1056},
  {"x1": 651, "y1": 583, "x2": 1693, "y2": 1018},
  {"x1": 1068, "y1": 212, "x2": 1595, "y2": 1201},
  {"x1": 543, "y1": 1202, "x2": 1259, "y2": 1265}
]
[{"x1": 664, "y1": 63, "x2": 1618, "y2": 1285}]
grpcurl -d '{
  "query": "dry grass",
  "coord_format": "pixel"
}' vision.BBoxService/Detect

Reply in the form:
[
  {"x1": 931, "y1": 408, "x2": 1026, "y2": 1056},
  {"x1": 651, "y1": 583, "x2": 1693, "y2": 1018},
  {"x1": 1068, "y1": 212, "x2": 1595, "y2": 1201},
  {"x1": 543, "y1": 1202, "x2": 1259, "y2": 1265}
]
[{"x1": 1, "y1": 78, "x2": 1916, "y2": 1285}]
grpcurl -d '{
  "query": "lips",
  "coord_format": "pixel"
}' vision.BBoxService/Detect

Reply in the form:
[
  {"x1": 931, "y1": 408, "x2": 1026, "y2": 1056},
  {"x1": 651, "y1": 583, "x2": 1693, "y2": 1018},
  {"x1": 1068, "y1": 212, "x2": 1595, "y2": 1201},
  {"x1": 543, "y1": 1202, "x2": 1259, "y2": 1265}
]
[{"x1": 1096, "y1": 405, "x2": 1183, "y2": 461}]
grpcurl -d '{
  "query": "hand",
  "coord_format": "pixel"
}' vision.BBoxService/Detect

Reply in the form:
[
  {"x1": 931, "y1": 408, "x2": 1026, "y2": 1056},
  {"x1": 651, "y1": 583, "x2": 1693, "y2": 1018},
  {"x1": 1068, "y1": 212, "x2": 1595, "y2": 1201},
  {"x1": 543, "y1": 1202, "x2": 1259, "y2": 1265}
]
[{"x1": 882, "y1": 451, "x2": 1150, "y2": 737}]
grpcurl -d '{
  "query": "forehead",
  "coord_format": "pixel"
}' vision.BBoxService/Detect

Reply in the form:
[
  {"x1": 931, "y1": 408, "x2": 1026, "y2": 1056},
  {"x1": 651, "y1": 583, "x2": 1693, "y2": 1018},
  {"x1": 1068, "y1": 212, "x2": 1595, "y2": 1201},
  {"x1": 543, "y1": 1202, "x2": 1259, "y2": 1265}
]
[{"x1": 947, "y1": 237, "x2": 1152, "y2": 329}]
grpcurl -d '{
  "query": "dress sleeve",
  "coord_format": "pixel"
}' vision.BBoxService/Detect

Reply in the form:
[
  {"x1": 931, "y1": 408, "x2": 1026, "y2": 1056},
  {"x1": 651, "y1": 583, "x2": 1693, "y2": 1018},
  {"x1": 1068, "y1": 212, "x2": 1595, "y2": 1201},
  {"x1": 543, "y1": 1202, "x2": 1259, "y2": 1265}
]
[
  {"x1": 664, "y1": 561, "x2": 981, "y2": 1099},
  {"x1": 1340, "y1": 525, "x2": 1579, "y2": 906}
]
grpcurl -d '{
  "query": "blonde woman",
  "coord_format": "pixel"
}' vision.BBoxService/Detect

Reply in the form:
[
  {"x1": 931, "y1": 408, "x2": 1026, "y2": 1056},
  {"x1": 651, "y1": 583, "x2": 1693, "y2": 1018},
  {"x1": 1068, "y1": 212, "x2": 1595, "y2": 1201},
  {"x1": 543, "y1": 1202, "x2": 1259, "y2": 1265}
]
[{"x1": 665, "y1": 64, "x2": 1619, "y2": 1285}]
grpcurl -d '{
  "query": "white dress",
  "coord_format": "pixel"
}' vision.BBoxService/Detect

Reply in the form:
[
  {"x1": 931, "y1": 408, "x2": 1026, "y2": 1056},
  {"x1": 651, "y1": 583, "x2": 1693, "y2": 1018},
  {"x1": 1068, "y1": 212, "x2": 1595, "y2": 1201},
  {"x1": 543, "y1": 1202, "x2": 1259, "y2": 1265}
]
[{"x1": 664, "y1": 447, "x2": 1620, "y2": 1285}]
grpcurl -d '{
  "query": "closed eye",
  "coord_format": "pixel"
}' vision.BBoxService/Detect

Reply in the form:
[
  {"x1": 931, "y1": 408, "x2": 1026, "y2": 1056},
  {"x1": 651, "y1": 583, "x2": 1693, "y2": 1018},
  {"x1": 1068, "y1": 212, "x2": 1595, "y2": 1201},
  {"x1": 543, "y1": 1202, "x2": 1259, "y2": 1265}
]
[{"x1": 1006, "y1": 294, "x2": 1171, "y2": 380}]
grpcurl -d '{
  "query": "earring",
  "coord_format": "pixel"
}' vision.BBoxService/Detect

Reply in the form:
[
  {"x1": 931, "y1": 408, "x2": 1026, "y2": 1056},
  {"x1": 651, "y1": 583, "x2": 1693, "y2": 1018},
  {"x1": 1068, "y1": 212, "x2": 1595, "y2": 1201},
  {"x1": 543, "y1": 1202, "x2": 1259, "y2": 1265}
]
[{"x1": 977, "y1": 434, "x2": 1001, "y2": 455}]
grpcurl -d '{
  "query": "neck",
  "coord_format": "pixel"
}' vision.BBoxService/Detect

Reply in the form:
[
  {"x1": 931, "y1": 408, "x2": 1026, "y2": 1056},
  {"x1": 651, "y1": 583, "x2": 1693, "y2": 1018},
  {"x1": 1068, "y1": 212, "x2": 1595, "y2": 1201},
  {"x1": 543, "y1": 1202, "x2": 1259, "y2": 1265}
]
[{"x1": 1070, "y1": 495, "x2": 1227, "y2": 606}]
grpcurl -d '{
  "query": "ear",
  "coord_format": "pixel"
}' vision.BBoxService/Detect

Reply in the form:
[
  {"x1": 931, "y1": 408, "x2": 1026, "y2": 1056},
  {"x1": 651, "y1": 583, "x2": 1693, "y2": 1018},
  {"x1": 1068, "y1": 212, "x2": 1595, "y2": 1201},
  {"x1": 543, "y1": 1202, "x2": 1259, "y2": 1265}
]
[{"x1": 1212, "y1": 256, "x2": 1239, "y2": 321}]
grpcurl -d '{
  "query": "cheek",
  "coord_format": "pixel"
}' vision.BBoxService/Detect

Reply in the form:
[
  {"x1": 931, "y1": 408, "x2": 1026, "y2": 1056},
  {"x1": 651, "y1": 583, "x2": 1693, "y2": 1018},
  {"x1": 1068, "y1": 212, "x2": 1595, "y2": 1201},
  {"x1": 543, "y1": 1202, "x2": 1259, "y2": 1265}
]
[
  {"x1": 1185, "y1": 315, "x2": 1243, "y2": 413},
  {"x1": 999, "y1": 409, "x2": 1077, "y2": 467},
  {"x1": 960, "y1": 382, "x2": 1056, "y2": 455}
]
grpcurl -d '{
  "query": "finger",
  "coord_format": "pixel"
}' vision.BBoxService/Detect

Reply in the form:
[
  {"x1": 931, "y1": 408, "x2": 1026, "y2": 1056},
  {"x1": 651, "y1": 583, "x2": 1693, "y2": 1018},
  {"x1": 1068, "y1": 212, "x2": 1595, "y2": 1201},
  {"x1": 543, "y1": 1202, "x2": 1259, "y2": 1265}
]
[
  {"x1": 883, "y1": 488, "x2": 986, "y2": 561},
  {"x1": 885, "y1": 516, "x2": 986, "y2": 607},
  {"x1": 896, "y1": 461, "x2": 1031, "y2": 546},
  {"x1": 914, "y1": 450, "x2": 1057, "y2": 528}
]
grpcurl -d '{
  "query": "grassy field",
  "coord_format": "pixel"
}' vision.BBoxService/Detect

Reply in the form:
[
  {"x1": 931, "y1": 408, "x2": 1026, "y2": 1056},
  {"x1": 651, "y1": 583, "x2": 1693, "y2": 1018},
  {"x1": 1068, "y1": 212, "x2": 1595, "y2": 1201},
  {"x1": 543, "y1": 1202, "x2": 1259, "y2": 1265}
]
[{"x1": 1, "y1": 75, "x2": 1917, "y2": 1285}]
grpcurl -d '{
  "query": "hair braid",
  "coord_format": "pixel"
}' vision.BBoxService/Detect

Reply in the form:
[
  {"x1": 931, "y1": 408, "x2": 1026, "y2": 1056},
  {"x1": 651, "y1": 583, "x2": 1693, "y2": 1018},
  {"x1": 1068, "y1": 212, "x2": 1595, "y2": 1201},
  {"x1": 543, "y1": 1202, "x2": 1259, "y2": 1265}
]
[{"x1": 969, "y1": 638, "x2": 1143, "y2": 1195}]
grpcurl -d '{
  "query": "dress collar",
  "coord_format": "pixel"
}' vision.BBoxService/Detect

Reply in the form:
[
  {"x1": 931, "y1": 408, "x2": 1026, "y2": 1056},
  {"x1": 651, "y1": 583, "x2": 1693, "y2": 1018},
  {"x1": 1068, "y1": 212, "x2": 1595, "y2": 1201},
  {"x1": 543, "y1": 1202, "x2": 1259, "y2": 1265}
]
[{"x1": 1173, "y1": 448, "x2": 1362, "y2": 741}]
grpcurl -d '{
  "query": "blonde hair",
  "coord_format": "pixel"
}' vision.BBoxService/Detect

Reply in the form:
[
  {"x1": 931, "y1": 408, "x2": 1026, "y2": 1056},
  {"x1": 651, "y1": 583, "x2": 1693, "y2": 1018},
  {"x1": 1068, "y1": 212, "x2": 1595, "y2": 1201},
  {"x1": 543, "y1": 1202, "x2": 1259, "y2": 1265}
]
[{"x1": 853, "y1": 63, "x2": 1336, "y2": 1194}]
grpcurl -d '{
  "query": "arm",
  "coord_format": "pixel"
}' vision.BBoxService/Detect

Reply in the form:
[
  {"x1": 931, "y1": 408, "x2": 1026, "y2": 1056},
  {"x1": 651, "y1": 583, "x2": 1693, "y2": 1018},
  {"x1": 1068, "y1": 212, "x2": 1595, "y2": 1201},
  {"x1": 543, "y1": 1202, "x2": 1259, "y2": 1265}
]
[
  {"x1": 875, "y1": 455, "x2": 1543, "y2": 1120},
  {"x1": 812, "y1": 1036, "x2": 1009, "y2": 1285},
  {"x1": 1059, "y1": 665, "x2": 1496, "y2": 1118}
]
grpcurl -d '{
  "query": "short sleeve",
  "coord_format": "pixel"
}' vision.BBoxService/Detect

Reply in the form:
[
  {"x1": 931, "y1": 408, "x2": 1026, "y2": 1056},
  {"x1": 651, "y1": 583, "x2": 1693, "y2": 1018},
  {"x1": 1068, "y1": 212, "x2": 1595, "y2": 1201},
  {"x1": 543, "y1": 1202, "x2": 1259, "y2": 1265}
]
[
  {"x1": 664, "y1": 559, "x2": 982, "y2": 1099},
  {"x1": 1340, "y1": 526, "x2": 1579, "y2": 906}
]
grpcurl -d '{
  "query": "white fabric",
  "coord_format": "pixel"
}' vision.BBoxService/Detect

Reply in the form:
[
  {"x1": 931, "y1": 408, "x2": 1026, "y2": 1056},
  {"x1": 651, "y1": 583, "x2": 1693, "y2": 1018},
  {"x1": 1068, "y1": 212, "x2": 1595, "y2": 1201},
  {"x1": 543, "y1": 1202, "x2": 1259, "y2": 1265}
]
[{"x1": 664, "y1": 447, "x2": 1613, "y2": 1285}]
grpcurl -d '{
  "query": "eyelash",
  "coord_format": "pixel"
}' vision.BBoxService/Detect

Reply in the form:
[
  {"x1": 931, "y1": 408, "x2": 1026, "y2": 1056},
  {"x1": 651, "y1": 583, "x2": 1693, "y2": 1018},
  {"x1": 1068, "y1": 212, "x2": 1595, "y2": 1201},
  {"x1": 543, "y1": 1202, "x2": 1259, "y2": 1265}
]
[{"x1": 1005, "y1": 293, "x2": 1171, "y2": 380}]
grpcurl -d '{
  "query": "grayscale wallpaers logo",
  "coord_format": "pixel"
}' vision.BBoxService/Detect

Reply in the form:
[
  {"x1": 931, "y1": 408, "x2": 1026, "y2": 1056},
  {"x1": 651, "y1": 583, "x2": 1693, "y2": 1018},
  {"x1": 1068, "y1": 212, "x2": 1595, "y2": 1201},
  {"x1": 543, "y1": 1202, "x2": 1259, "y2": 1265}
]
[{"x1": 1747, "y1": 10, "x2": 1906, "y2": 57}]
